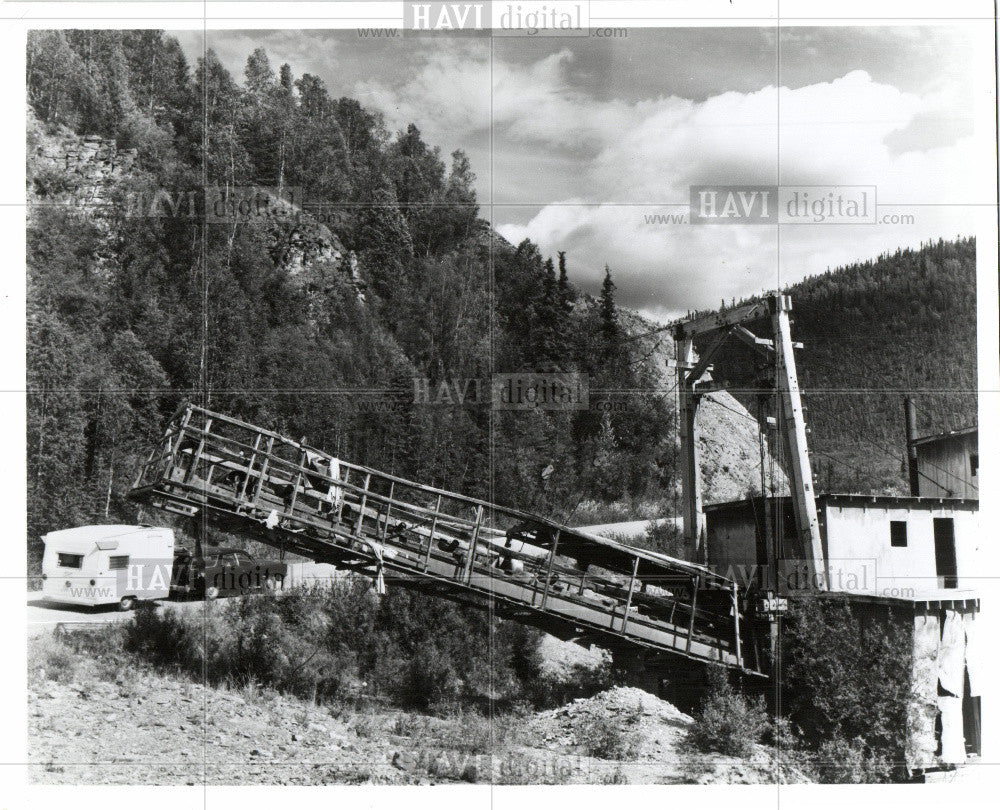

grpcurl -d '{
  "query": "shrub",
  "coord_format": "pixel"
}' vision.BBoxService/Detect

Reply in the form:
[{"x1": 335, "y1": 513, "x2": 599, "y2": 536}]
[
  {"x1": 118, "y1": 581, "x2": 548, "y2": 713},
  {"x1": 686, "y1": 666, "x2": 769, "y2": 757},
  {"x1": 28, "y1": 634, "x2": 78, "y2": 683},
  {"x1": 780, "y1": 593, "x2": 912, "y2": 781},
  {"x1": 527, "y1": 659, "x2": 613, "y2": 709},
  {"x1": 122, "y1": 595, "x2": 358, "y2": 702},
  {"x1": 31, "y1": 165, "x2": 81, "y2": 198},
  {"x1": 575, "y1": 706, "x2": 642, "y2": 760},
  {"x1": 812, "y1": 736, "x2": 895, "y2": 784},
  {"x1": 642, "y1": 518, "x2": 686, "y2": 558}
]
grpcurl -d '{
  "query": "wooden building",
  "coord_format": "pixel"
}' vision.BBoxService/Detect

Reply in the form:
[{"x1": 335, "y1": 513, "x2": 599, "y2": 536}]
[
  {"x1": 911, "y1": 426, "x2": 979, "y2": 499},
  {"x1": 705, "y1": 494, "x2": 980, "y2": 594}
]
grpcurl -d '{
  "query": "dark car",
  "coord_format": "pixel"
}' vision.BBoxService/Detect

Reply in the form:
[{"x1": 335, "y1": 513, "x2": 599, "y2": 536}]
[{"x1": 171, "y1": 545, "x2": 287, "y2": 600}]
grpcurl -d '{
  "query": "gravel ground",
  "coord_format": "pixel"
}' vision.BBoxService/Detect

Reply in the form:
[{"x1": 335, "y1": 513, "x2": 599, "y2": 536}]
[{"x1": 28, "y1": 637, "x2": 807, "y2": 785}]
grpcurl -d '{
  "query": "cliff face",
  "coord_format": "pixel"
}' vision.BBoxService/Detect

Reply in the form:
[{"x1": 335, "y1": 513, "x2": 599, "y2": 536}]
[
  {"x1": 27, "y1": 109, "x2": 365, "y2": 321},
  {"x1": 27, "y1": 107, "x2": 138, "y2": 219}
]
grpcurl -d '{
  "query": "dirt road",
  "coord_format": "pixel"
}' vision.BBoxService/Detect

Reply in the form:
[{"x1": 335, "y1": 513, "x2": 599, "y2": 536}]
[{"x1": 27, "y1": 593, "x2": 215, "y2": 635}]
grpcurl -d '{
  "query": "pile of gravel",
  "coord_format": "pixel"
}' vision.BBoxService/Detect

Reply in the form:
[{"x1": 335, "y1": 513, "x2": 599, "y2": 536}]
[{"x1": 531, "y1": 686, "x2": 692, "y2": 757}]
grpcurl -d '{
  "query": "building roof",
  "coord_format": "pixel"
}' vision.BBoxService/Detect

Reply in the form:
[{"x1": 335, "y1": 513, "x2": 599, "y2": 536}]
[
  {"x1": 705, "y1": 492, "x2": 978, "y2": 512},
  {"x1": 820, "y1": 587, "x2": 979, "y2": 612},
  {"x1": 910, "y1": 425, "x2": 978, "y2": 447}
]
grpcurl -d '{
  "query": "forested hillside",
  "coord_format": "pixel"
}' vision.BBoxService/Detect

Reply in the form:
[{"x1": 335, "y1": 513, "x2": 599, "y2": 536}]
[
  {"x1": 25, "y1": 31, "x2": 680, "y2": 573},
  {"x1": 25, "y1": 31, "x2": 978, "y2": 578},
  {"x1": 793, "y1": 238, "x2": 977, "y2": 494},
  {"x1": 707, "y1": 238, "x2": 978, "y2": 495}
]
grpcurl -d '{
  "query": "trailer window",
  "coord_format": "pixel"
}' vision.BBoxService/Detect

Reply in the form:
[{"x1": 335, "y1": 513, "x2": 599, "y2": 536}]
[
  {"x1": 108, "y1": 555, "x2": 129, "y2": 570},
  {"x1": 890, "y1": 521, "x2": 908, "y2": 548},
  {"x1": 57, "y1": 553, "x2": 83, "y2": 569}
]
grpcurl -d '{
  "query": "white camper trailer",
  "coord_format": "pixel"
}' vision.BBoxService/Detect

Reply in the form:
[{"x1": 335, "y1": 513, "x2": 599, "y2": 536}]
[{"x1": 41, "y1": 525, "x2": 175, "y2": 610}]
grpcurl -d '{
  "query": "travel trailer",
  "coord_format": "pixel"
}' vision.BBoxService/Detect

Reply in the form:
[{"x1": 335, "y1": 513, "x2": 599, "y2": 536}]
[{"x1": 41, "y1": 525, "x2": 175, "y2": 610}]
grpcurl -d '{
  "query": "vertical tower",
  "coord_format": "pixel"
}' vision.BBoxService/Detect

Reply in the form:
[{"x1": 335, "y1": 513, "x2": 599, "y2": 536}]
[{"x1": 674, "y1": 293, "x2": 825, "y2": 589}]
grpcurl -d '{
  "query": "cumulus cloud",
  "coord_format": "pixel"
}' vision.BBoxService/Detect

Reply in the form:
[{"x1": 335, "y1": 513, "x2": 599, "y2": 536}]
[{"x1": 485, "y1": 61, "x2": 989, "y2": 315}]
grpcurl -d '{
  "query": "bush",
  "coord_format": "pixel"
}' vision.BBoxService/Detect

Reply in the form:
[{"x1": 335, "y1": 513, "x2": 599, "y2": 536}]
[
  {"x1": 813, "y1": 736, "x2": 895, "y2": 784},
  {"x1": 28, "y1": 634, "x2": 78, "y2": 683},
  {"x1": 122, "y1": 594, "x2": 358, "y2": 702},
  {"x1": 575, "y1": 706, "x2": 642, "y2": 760},
  {"x1": 119, "y1": 580, "x2": 550, "y2": 712},
  {"x1": 642, "y1": 518, "x2": 686, "y2": 558},
  {"x1": 528, "y1": 659, "x2": 613, "y2": 709},
  {"x1": 686, "y1": 666, "x2": 769, "y2": 758},
  {"x1": 780, "y1": 593, "x2": 912, "y2": 782}
]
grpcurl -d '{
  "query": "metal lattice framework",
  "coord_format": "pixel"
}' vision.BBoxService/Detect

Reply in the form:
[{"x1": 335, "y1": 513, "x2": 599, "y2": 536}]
[{"x1": 130, "y1": 403, "x2": 768, "y2": 676}]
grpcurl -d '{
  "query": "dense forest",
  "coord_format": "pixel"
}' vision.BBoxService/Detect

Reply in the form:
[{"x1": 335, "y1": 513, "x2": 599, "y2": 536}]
[
  {"x1": 791, "y1": 238, "x2": 977, "y2": 493},
  {"x1": 25, "y1": 31, "x2": 978, "y2": 576},
  {"x1": 25, "y1": 30, "x2": 673, "y2": 574},
  {"x1": 703, "y1": 237, "x2": 978, "y2": 495}
]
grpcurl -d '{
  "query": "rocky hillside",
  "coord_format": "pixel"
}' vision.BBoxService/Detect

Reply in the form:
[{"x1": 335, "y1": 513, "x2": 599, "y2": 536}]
[
  {"x1": 27, "y1": 107, "x2": 366, "y2": 318},
  {"x1": 620, "y1": 309, "x2": 787, "y2": 507}
]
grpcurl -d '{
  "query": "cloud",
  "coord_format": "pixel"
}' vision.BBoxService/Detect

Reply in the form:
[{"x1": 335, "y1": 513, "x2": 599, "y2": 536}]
[{"x1": 484, "y1": 62, "x2": 990, "y2": 316}]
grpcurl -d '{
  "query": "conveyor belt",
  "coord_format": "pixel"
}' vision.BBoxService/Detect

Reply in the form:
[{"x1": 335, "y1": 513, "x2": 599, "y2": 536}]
[{"x1": 130, "y1": 403, "x2": 766, "y2": 675}]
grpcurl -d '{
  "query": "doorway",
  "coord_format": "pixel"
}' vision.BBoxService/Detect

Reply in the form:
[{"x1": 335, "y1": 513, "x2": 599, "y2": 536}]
[{"x1": 933, "y1": 518, "x2": 957, "y2": 589}]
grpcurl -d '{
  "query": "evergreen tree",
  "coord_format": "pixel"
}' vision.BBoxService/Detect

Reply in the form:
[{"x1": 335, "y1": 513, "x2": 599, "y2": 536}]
[
  {"x1": 598, "y1": 264, "x2": 619, "y2": 348},
  {"x1": 557, "y1": 250, "x2": 572, "y2": 313}
]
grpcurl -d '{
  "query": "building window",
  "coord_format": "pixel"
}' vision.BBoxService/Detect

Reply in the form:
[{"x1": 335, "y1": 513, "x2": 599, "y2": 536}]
[
  {"x1": 971, "y1": 453, "x2": 979, "y2": 477},
  {"x1": 108, "y1": 555, "x2": 129, "y2": 570},
  {"x1": 890, "y1": 521, "x2": 908, "y2": 548}
]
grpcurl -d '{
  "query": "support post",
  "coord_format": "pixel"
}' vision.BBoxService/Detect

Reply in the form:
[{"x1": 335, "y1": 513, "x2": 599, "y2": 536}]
[
  {"x1": 770, "y1": 294, "x2": 825, "y2": 590},
  {"x1": 288, "y1": 448, "x2": 306, "y2": 517},
  {"x1": 382, "y1": 482, "x2": 395, "y2": 540},
  {"x1": 355, "y1": 473, "x2": 372, "y2": 536},
  {"x1": 166, "y1": 407, "x2": 192, "y2": 480},
  {"x1": 620, "y1": 556, "x2": 640, "y2": 634},
  {"x1": 731, "y1": 582, "x2": 743, "y2": 667},
  {"x1": 539, "y1": 529, "x2": 560, "y2": 609},
  {"x1": 464, "y1": 505, "x2": 484, "y2": 584},
  {"x1": 336, "y1": 468, "x2": 348, "y2": 524},
  {"x1": 675, "y1": 337, "x2": 706, "y2": 563},
  {"x1": 423, "y1": 494, "x2": 442, "y2": 571},
  {"x1": 238, "y1": 433, "x2": 262, "y2": 504},
  {"x1": 905, "y1": 396, "x2": 920, "y2": 496},
  {"x1": 251, "y1": 436, "x2": 275, "y2": 507},
  {"x1": 184, "y1": 418, "x2": 212, "y2": 484},
  {"x1": 686, "y1": 575, "x2": 699, "y2": 652}
]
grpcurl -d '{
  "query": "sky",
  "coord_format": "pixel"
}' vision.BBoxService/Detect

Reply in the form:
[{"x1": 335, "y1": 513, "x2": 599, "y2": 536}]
[{"x1": 174, "y1": 26, "x2": 993, "y2": 321}]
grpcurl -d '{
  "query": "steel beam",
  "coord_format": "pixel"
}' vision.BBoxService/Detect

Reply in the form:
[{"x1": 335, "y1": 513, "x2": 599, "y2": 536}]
[{"x1": 673, "y1": 299, "x2": 770, "y2": 340}]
